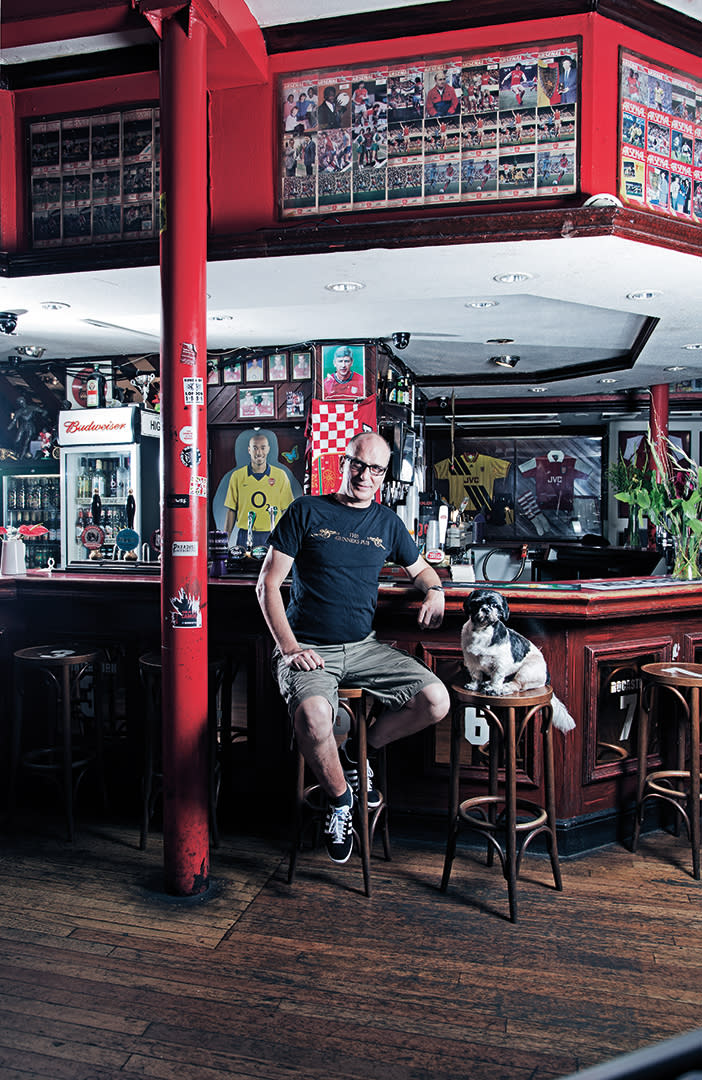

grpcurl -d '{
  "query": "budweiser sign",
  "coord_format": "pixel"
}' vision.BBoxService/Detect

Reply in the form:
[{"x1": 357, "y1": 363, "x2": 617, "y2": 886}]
[{"x1": 58, "y1": 406, "x2": 137, "y2": 446}]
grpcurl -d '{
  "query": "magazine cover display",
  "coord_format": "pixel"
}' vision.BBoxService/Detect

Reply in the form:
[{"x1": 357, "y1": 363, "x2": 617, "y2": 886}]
[
  {"x1": 30, "y1": 107, "x2": 160, "y2": 248},
  {"x1": 280, "y1": 39, "x2": 579, "y2": 217},
  {"x1": 619, "y1": 48, "x2": 702, "y2": 221}
]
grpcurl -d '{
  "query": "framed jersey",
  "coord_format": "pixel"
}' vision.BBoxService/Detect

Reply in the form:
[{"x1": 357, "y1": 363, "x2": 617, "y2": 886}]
[{"x1": 432, "y1": 435, "x2": 603, "y2": 541}]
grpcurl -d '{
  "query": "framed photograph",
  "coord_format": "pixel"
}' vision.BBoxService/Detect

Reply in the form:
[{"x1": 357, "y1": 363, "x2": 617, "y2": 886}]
[
  {"x1": 206, "y1": 358, "x2": 220, "y2": 386},
  {"x1": 239, "y1": 387, "x2": 275, "y2": 419},
  {"x1": 268, "y1": 352, "x2": 288, "y2": 381},
  {"x1": 322, "y1": 344, "x2": 366, "y2": 400},
  {"x1": 245, "y1": 355, "x2": 265, "y2": 382},
  {"x1": 286, "y1": 390, "x2": 306, "y2": 419},
  {"x1": 223, "y1": 359, "x2": 242, "y2": 384},
  {"x1": 291, "y1": 350, "x2": 312, "y2": 380}
]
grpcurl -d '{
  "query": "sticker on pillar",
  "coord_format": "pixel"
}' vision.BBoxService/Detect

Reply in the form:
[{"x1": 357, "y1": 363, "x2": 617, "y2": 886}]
[
  {"x1": 180, "y1": 446, "x2": 201, "y2": 468},
  {"x1": 189, "y1": 475, "x2": 208, "y2": 498},
  {"x1": 167, "y1": 493, "x2": 190, "y2": 508},
  {"x1": 172, "y1": 541, "x2": 198, "y2": 556},
  {"x1": 179, "y1": 425, "x2": 194, "y2": 444},
  {"x1": 183, "y1": 377, "x2": 204, "y2": 406},
  {"x1": 180, "y1": 343, "x2": 197, "y2": 365},
  {"x1": 463, "y1": 706, "x2": 490, "y2": 746},
  {"x1": 170, "y1": 587, "x2": 202, "y2": 628}
]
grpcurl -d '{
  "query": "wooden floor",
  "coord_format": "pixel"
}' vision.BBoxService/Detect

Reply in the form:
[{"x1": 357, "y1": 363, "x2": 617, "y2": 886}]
[{"x1": 0, "y1": 809, "x2": 701, "y2": 1080}]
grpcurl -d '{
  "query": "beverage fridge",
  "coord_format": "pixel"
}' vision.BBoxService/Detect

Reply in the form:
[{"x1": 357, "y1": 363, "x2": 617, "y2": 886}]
[
  {"x1": 1, "y1": 458, "x2": 61, "y2": 569},
  {"x1": 57, "y1": 405, "x2": 161, "y2": 567}
]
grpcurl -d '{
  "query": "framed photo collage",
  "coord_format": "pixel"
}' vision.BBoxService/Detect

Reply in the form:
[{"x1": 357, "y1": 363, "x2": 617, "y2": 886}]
[
  {"x1": 279, "y1": 38, "x2": 580, "y2": 218},
  {"x1": 207, "y1": 350, "x2": 313, "y2": 420},
  {"x1": 28, "y1": 106, "x2": 160, "y2": 247}
]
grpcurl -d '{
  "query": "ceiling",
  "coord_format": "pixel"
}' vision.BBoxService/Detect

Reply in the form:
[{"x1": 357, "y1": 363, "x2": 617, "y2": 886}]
[{"x1": 1, "y1": 0, "x2": 702, "y2": 418}]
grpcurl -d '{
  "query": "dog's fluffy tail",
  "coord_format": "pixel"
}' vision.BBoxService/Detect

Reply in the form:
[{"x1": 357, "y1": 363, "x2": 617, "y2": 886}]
[{"x1": 552, "y1": 694, "x2": 576, "y2": 732}]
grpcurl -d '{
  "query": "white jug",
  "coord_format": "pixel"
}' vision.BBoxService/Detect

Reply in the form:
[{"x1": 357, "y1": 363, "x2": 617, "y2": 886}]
[{"x1": 1, "y1": 538, "x2": 27, "y2": 576}]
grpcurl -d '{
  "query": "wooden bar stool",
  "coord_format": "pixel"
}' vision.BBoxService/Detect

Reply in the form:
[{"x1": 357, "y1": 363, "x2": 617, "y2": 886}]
[
  {"x1": 441, "y1": 682, "x2": 562, "y2": 923},
  {"x1": 288, "y1": 687, "x2": 391, "y2": 897},
  {"x1": 138, "y1": 651, "x2": 234, "y2": 850},
  {"x1": 632, "y1": 661, "x2": 702, "y2": 879},
  {"x1": 11, "y1": 644, "x2": 107, "y2": 842}
]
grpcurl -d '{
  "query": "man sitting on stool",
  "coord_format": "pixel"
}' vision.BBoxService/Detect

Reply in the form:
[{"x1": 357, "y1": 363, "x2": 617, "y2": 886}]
[{"x1": 256, "y1": 432, "x2": 450, "y2": 865}]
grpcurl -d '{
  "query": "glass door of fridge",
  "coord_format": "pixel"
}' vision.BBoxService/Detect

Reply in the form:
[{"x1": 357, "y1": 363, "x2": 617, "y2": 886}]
[
  {"x1": 4, "y1": 470, "x2": 61, "y2": 569},
  {"x1": 64, "y1": 447, "x2": 136, "y2": 564}
]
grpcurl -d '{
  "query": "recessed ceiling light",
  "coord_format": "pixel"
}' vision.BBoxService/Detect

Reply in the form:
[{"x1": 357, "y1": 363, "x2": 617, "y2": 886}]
[
  {"x1": 466, "y1": 300, "x2": 498, "y2": 309},
  {"x1": 682, "y1": 343, "x2": 702, "y2": 350},
  {"x1": 665, "y1": 365, "x2": 686, "y2": 372},
  {"x1": 40, "y1": 301, "x2": 70, "y2": 310},
  {"x1": 599, "y1": 377, "x2": 616, "y2": 384},
  {"x1": 492, "y1": 355, "x2": 520, "y2": 368},
  {"x1": 626, "y1": 290, "x2": 661, "y2": 300},
  {"x1": 325, "y1": 281, "x2": 365, "y2": 292},
  {"x1": 529, "y1": 386, "x2": 548, "y2": 393},
  {"x1": 486, "y1": 338, "x2": 514, "y2": 344},
  {"x1": 15, "y1": 345, "x2": 46, "y2": 358},
  {"x1": 493, "y1": 272, "x2": 532, "y2": 284},
  {"x1": 208, "y1": 313, "x2": 234, "y2": 321}
]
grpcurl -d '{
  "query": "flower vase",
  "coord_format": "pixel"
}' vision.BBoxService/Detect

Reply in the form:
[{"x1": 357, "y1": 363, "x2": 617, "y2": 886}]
[
  {"x1": 626, "y1": 506, "x2": 642, "y2": 549},
  {"x1": 671, "y1": 533, "x2": 702, "y2": 580},
  {"x1": 0, "y1": 538, "x2": 26, "y2": 576}
]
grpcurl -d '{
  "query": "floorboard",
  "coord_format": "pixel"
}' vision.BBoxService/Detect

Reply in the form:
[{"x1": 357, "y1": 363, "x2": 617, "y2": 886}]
[{"x1": 0, "y1": 811, "x2": 700, "y2": 1079}]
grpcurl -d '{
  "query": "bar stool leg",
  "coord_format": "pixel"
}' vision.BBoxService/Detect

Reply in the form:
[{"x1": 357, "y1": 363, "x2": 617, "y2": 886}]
[
  {"x1": 356, "y1": 699, "x2": 371, "y2": 898},
  {"x1": 690, "y1": 687, "x2": 700, "y2": 881},
  {"x1": 61, "y1": 665, "x2": 74, "y2": 843},
  {"x1": 486, "y1": 710, "x2": 499, "y2": 867},
  {"x1": 542, "y1": 710, "x2": 563, "y2": 891},
  {"x1": 504, "y1": 705, "x2": 518, "y2": 924},
  {"x1": 288, "y1": 747, "x2": 305, "y2": 884},
  {"x1": 632, "y1": 686, "x2": 651, "y2": 854},
  {"x1": 440, "y1": 702, "x2": 462, "y2": 891},
  {"x1": 9, "y1": 673, "x2": 24, "y2": 827}
]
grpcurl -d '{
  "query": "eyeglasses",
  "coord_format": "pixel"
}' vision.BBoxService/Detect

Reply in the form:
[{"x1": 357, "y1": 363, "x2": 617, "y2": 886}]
[{"x1": 344, "y1": 455, "x2": 388, "y2": 478}]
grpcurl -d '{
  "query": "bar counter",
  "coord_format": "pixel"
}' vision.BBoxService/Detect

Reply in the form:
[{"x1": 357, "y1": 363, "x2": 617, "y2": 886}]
[{"x1": 4, "y1": 569, "x2": 702, "y2": 853}]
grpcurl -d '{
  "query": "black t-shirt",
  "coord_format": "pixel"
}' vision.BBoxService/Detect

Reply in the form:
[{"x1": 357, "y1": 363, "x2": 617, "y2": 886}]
[{"x1": 269, "y1": 494, "x2": 419, "y2": 645}]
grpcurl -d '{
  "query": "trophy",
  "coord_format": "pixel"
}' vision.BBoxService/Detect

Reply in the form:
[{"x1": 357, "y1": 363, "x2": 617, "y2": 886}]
[{"x1": 131, "y1": 372, "x2": 156, "y2": 406}]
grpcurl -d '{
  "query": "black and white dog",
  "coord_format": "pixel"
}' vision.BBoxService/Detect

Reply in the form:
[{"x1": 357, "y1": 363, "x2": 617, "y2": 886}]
[{"x1": 461, "y1": 588, "x2": 575, "y2": 731}]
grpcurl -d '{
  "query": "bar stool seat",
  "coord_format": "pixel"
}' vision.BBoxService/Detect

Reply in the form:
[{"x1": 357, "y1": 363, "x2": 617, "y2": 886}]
[
  {"x1": 288, "y1": 687, "x2": 391, "y2": 897},
  {"x1": 138, "y1": 651, "x2": 236, "y2": 850},
  {"x1": 441, "y1": 682, "x2": 562, "y2": 922},
  {"x1": 11, "y1": 644, "x2": 107, "y2": 842},
  {"x1": 632, "y1": 661, "x2": 702, "y2": 879}
]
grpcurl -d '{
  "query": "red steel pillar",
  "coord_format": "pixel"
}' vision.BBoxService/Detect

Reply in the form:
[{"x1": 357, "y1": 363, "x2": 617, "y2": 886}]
[
  {"x1": 159, "y1": 7, "x2": 210, "y2": 896},
  {"x1": 650, "y1": 383, "x2": 669, "y2": 451},
  {"x1": 648, "y1": 383, "x2": 670, "y2": 550}
]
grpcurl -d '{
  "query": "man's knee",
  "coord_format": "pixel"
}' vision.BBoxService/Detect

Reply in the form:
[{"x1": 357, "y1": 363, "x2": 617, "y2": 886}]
[
  {"x1": 294, "y1": 696, "x2": 334, "y2": 743},
  {"x1": 418, "y1": 681, "x2": 451, "y2": 725}
]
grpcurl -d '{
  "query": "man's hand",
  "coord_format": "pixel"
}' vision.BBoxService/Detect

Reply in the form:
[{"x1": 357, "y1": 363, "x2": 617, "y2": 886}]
[
  {"x1": 418, "y1": 589, "x2": 445, "y2": 629},
  {"x1": 282, "y1": 647, "x2": 326, "y2": 671}
]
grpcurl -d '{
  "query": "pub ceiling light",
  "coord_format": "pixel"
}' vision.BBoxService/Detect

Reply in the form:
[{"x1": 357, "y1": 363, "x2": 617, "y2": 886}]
[
  {"x1": 208, "y1": 313, "x2": 234, "y2": 321},
  {"x1": 598, "y1": 377, "x2": 616, "y2": 384},
  {"x1": 325, "y1": 280, "x2": 365, "y2": 292},
  {"x1": 40, "y1": 301, "x2": 71, "y2": 310},
  {"x1": 492, "y1": 355, "x2": 520, "y2": 368},
  {"x1": 529, "y1": 386, "x2": 548, "y2": 393},
  {"x1": 665, "y1": 365, "x2": 686, "y2": 371},
  {"x1": 626, "y1": 290, "x2": 661, "y2": 300},
  {"x1": 487, "y1": 337, "x2": 514, "y2": 344},
  {"x1": 493, "y1": 272, "x2": 532, "y2": 284},
  {"x1": 466, "y1": 300, "x2": 498, "y2": 308},
  {"x1": 15, "y1": 345, "x2": 46, "y2": 358},
  {"x1": 682, "y1": 343, "x2": 702, "y2": 350}
]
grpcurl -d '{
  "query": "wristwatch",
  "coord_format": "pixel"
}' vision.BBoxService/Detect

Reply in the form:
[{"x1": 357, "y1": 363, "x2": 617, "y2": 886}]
[{"x1": 428, "y1": 585, "x2": 444, "y2": 592}]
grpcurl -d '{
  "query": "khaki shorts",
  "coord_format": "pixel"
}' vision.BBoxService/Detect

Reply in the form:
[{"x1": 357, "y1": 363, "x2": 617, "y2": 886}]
[{"x1": 273, "y1": 631, "x2": 442, "y2": 721}]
